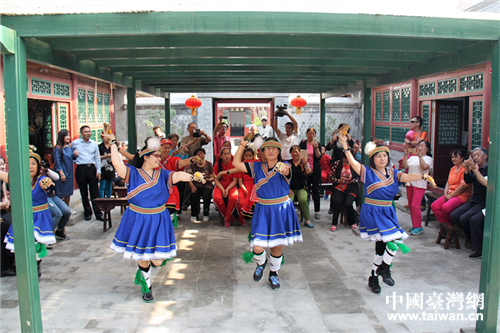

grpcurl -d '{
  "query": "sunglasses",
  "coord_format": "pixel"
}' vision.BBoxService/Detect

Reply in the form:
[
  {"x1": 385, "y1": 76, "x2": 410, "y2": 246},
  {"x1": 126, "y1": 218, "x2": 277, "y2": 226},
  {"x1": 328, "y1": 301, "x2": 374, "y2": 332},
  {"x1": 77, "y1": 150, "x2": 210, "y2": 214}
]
[{"x1": 410, "y1": 120, "x2": 418, "y2": 123}]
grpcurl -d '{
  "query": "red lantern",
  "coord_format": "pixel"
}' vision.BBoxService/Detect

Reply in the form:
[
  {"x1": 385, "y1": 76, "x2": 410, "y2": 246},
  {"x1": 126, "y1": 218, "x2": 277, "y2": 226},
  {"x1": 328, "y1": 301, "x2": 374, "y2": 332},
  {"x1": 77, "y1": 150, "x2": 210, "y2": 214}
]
[
  {"x1": 185, "y1": 95, "x2": 202, "y2": 116},
  {"x1": 291, "y1": 95, "x2": 307, "y2": 115}
]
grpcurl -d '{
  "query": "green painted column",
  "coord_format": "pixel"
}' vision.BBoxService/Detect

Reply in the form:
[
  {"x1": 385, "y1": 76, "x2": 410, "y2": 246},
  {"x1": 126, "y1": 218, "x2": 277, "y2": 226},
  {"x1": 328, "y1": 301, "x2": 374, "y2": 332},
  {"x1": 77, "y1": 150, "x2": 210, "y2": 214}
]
[
  {"x1": 476, "y1": 40, "x2": 500, "y2": 333},
  {"x1": 320, "y1": 97, "x2": 326, "y2": 145},
  {"x1": 127, "y1": 86, "x2": 137, "y2": 154},
  {"x1": 362, "y1": 86, "x2": 371, "y2": 166},
  {"x1": 165, "y1": 96, "x2": 171, "y2": 134},
  {"x1": 4, "y1": 35, "x2": 43, "y2": 332}
]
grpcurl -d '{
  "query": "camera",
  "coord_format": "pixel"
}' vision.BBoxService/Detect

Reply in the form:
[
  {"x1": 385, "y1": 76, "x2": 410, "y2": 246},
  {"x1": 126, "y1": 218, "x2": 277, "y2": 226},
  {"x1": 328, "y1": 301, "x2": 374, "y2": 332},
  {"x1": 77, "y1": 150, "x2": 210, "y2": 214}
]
[
  {"x1": 193, "y1": 129, "x2": 201, "y2": 138},
  {"x1": 220, "y1": 116, "x2": 228, "y2": 120},
  {"x1": 275, "y1": 104, "x2": 288, "y2": 117},
  {"x1": 41, "y1": 160, "x2": 50, "y2": 169}
]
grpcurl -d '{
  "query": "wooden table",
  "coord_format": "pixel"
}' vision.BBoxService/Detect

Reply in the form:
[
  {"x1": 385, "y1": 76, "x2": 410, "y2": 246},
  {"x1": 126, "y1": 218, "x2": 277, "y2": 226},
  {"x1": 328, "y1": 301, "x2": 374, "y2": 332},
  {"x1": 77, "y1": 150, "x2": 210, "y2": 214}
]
[{"x1": 93, "y1": 198, "x2": 129, "y2": 231}]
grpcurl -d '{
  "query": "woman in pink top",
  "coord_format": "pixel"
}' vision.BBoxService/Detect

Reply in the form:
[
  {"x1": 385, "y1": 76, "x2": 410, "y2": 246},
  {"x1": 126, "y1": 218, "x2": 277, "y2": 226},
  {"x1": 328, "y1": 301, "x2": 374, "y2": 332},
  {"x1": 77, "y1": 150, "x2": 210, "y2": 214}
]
[{"x1": 430, "y1": 148, "x2": 472, "y2": 224}]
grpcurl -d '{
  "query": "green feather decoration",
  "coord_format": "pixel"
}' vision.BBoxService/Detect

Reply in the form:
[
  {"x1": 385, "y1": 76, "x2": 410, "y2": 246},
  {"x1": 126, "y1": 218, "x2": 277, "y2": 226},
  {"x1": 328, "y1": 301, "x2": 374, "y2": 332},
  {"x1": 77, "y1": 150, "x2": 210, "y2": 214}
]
[
  {"x1": 247, "y1": 231, "x2": 252, "y2": 242},
  {"x1": 35, "y1": 243, "x2": 47, "y2": 258},
  {"x1": 395, "y1": 241, "x2": 411, "y2": 254},
  {"x1": 386, "y1": 241, "x2": 398, "y2": 252},
  {"x1": 172, "y1": 212, "x2": 178, "y2": 228},
  {"x1": 242, "y1": 251, "x2": 254, "y2": 264},
  {"x1": 134, "y1": 269, "x2": 150, "y2": 293},
  {"x1": 281, "y1": 255, "x2": 285, "y2": 265}
]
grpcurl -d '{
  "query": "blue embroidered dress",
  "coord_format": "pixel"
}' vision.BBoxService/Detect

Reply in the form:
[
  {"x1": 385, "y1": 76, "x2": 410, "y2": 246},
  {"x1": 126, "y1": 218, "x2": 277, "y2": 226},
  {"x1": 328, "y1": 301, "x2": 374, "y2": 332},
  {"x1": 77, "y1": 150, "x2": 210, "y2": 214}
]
[
  {"x1": 4, "y1": 175, "x2": 56, "y2": 251},
  {"x1": 110, "y1": 165, "x2": 177, "y2": 260},
  {"x1": 245, "y1": 161, "x2": 302, "y2": 248},
  {"x1": 359, "y1": 166, "x2": 408, "y2": 242}
]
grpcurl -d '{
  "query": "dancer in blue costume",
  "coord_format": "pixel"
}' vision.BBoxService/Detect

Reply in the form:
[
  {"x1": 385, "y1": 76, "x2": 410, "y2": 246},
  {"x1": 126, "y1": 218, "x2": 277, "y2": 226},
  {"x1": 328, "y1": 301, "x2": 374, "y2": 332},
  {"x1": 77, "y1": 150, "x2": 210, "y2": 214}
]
[
  {"x1": 104, "y1": 133, "x2": 204, "y2": 302},
  {"x1": 1, "y1": 147, "x2": 56, "y2": 278},
  {"x1": 233, "y1": 137, "x2": 302, "y2": 290},
  {"x1": 338, "y1": 132, "x2": 435, "y2": 294}
]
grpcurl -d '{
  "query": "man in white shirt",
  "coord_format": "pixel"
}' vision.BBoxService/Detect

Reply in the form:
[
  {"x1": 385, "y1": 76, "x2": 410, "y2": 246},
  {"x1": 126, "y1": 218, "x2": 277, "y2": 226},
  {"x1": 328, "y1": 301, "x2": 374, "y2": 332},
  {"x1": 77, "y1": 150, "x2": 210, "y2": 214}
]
[
  {"x1": 257, "y1": 117, "x2": 274, "y2": 139},
  {"x1": 273, "y1": 110, "x2": 300, "y2": 161}
]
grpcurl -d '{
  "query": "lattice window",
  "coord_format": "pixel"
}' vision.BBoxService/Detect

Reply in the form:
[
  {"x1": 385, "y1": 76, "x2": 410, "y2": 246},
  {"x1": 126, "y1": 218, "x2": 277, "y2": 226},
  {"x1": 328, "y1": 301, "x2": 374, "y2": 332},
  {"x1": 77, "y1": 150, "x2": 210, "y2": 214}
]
[
  {"x1": 401, "y1": 88, "x2": 411, "y2": 122},
  {"x1": 54, "y1": 83, "x2": 70, "y2": 98},
  {"x1": 438, "y1": 105, "x2": 460, "y2": 145},
  {"x1": 437, "y1": 79, "x2": 457, "y2": 95},
  {"x1": 44, "y1": 112, "x2": 53, "y2": 148},
  {"x1": 104, "y1": 94, "x2": 110, "y2": 123},
  {"x1": 382, "y1": 91, "x2": 390, "y2": 122},
  {"x1": 87, "y1": 91, "x2": 95, "y2": 124},
  {"x1": 246, "y1": 109, "x2": 253, "y2": 126},
  {"x1": 90, "y1": 129, "x2": 97, "y2": 143},
  {"x1": 422, "y1": 104, "x2": 430, "y2": 133},
  {"x1": 471, "y1": 101, "x2": 483, "y2": 149},
  {"x1": 391, "y1": 127, "x2": 407, "y2": 143},
  {"x1": 31, "y1": 78, "x2": 51, "y2": 96},
  {"x1": 96, "y1": 92, "x2": 103, "y2": 123},
  {"x1": 374, "y1": 126, "x2": 390, "y2": 142},
  {"x1": 459, "y1": 74, "x2": 484, "y2": 92},
  {"x1": 59, "y1": 104, "x2": 68, "y2": 130},
  {"x1": 392, "y1": 89, "x2": 400, "y2": 122},
  {"x1": 419, "y1": 82, "x2": 435, "y2": 97},
  {"x1": 78, "y1": 88, "x2": 86, "y2": 125},
  {"x1": 375, "y1": 92, "x2": 382, "y2": 122}
]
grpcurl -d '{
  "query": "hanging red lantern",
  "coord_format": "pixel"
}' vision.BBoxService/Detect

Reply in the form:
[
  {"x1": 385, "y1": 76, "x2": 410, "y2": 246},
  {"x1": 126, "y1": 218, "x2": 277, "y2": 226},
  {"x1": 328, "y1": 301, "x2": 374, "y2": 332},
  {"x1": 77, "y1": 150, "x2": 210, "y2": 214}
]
[
  {"x1": 185, "y1": 95, "x2": 202, "y2": 116},
  {"x1": 290, "y1": 95, "x2": 307, "y2": 115}
]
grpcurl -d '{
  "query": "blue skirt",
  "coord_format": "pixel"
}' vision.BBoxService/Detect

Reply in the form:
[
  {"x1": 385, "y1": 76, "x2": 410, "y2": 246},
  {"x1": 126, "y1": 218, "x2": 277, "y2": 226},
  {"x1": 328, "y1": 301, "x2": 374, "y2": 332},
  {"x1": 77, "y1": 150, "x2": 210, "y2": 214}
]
[
  {"x1": 4, "y1": 210, "x2": 56, "y2": 252},
  {"x1": 359, "y1": 204, "x2": 408, "y2": 243},
  {"x1": 251, "y1": 198, "x2": 303, "y2": 249},
  {"x1": 110, "y1": 207, "x2": 177, "y2": 260}
]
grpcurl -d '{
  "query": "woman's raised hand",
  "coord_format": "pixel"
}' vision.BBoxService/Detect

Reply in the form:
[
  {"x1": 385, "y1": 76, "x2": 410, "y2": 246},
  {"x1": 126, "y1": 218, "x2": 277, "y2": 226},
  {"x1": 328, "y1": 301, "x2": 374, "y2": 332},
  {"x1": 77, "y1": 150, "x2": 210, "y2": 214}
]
[
  {"x1": 338, "y1": 132, "x2": 348, "y2": 146},
  {"x1": 101, "y1": 130, "x2": 116, "y2": 141}
]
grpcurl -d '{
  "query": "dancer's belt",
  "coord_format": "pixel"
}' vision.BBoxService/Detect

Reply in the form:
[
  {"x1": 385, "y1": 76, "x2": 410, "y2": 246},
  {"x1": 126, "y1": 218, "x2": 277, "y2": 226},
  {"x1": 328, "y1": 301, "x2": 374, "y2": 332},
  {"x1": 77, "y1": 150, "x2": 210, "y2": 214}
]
[
  {"x1": 258, "y1": 195, "x2": 289, "y2": 205},
  {"x1": 364, "y1": 198, "x2": 392, "y2": 207},
  {"x1": 33, "y1": 203, "x2": 49, "y2": 212},
  {"x1": 129, "y1": 203, "x2": 166, "y2": 214}
]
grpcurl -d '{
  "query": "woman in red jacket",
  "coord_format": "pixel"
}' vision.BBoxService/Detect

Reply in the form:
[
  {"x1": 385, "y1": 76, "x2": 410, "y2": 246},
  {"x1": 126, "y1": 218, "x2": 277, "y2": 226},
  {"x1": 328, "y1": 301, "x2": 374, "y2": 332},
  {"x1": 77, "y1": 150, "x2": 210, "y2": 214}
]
[
  {"x1": 237, "y1": 148, "x2": 257, "y2": 226},
  {"x1": 213, "y1": 147, "x2": 239, "y2": 227}
]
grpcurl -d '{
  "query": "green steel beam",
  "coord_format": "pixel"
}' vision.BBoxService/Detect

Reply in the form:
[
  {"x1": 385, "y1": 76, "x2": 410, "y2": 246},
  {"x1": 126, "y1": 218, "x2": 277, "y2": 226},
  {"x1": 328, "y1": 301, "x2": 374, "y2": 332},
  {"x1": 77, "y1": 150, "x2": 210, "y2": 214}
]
[
  {"x1": 374, "y1": 41, "x2": 495, "y2": 87},
  {"x1": 362, "y1": 85, "x2": 371, "y2": 166},
  {"x1": 476, "y1": 40, "x2": 500, "y2": 333},
  {"x1": 320, "y1": 98, "x2": 326, "y2": 145},
  {"x1": 127, "y1": 86, "x2": 137, "y2": 155},
  {"x1": 3, "y1": 12, "x2": 499, "y2": 40},
  {"x1": 165, "y1": 97, "x2": 171, "y2": 134},
  {"x1": 322, "y1": 80, "x2": 365, "y2": 98},
  {"x1": 0, "y1": 25, "x2": 16, "y2": 54},
  {"x1": 137, "y1": 71, "x2": 374, "y2": 78},
  {"x1": 3, "y1": 34, "x2": 43, "y2": 333}
]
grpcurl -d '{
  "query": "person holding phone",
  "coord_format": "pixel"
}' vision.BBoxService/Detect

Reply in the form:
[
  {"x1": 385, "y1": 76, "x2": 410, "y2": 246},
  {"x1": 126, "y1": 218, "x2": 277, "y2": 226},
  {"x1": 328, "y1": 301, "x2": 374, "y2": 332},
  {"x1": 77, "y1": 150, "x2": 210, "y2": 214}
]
[{"x1": 299, "y1": 128, "x2": 323, "y2": 220}]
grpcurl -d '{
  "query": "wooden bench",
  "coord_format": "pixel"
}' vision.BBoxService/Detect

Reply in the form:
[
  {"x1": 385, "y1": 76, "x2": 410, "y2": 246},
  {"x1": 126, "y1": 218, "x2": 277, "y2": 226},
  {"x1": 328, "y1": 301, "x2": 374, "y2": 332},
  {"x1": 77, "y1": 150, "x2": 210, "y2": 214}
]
[
  {"x1": 112, "y1": 186, "x2": 128, "y2": 214},
  {"x1": 436, "y1": 223, "x2": 461, "y2": 249},
  {"x1": 424, "y1": 192, "x2": 441, "y2": 226},
  {"x1": 93, "y1": 198, "x2": 129, "y2": 231}
]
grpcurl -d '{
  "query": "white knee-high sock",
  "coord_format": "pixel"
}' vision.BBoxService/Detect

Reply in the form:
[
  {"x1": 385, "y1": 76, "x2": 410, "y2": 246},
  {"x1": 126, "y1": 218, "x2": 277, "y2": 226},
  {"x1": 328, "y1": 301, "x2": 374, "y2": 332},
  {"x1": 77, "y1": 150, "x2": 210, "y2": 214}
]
[
  {"x1": 269, "y1": 254, "x2": 283, "y2": 272},
  {"x1": 382, "y1": 247, "x2": 396, "y2": 267},
  {"x1": 372, "y1": 254, "x2": 383, "y2": 276},
  {"x1": 140, "y1": 265, "x2": 152, "y2": 288},
  {"x1": 253, "y1": 250, "x2": 266, "y2": 266}
]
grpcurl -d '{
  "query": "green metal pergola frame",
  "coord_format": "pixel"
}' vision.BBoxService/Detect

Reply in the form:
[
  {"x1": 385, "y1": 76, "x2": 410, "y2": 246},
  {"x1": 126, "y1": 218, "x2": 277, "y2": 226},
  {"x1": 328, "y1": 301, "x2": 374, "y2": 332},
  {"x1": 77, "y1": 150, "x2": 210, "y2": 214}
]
[{"x1": 1, "y1": 11, "x2": 500, "y2": 332}]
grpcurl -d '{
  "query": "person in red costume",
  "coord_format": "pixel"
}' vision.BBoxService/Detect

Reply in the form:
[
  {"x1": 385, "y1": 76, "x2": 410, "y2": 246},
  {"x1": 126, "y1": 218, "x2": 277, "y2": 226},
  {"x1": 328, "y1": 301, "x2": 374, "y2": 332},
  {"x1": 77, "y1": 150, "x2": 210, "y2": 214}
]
[
  {"x1": 159, "y1": 139, "x2": 200, "y2": 214},
  {"x1": 236, "y1": 148, "x2": 258, "y2": 226},
  {"x1": 213, "y1": 147, "x2": 239, "y2": 227}
]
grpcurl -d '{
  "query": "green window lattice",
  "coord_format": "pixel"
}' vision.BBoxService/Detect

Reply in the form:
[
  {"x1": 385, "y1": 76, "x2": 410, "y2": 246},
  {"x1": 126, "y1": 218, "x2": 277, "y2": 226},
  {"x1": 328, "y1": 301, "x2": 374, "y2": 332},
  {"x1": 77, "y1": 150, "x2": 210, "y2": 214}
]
[
  {"x1": 54, "y1": 82, "x2": 70, "y2": 98},
  {"x1": 422, "y1": 104, "x2": 430, "y2": 133},
  {"x1": 87, "y1": 91, "x2": 95, "y2": 124},
  {"x1": 401, "y1": 88, "x2": 411, "y2": 122},
  {"x1": 96, "y1": 92, "x2": 103, "y2": 123},
  {"x1": 44, "y1": 112, "x2": 52, "y2": 148},
  {"x1": 78, "y1": 89, "x2": 86, "y2": 125},
  {"x1": 104, "y1": 94, "x2": 110, "y2": 123},
  {"x1": 382, "y1": 91, "x2": 390, "y2": 122},
  {"x1": 31, "y1": 78, "x2": 51, "y2": 96},
  {"x1": 374, "y1": 126, "x2": 390, "y2": 142},
  {"x1": 437, "y1": 79, "x2": 457, "y2": 95},
  {"x1": 59, "y1": 104, "x2": 68, "y2": 130},
  {"x1": 459, "y1": 73, "x2": 484, "y2": 92},
  {"x1": 391, "y1": 127, "x2": 407, "y2": 143},
  {"x1": 471, "y1": 101, "x2": 483, "y2": 149},
  {"x1": 392, "y1": 89, "x2": 400, "y2": 122},
  {"x1": 438, "y1": 105, "x2": 459, "y2": 145},
  {"x1": 419, "y1": 82, "x2": 435, "y2": 97},
  {"x1": 375, "y1": 92, "x2": 382, "y2": 122}
]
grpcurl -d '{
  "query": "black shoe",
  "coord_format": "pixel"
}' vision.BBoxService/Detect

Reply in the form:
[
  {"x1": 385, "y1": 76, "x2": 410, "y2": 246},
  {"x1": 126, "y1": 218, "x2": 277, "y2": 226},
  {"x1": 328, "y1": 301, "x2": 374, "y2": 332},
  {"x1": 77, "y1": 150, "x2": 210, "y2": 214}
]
[
  {"x1": 253, "y1": 260, "x2": 267, "y2": 282},
  {"x1": 1, "y1": 268, "x2": 16, "y2": 277},
  {"x1": 96, "y1": 215, "x2": 104, "y2": 221},
  {"x1": 328, "y1": 209, "x2": 333, "y2": 215},
  {"x1": 182, "y1": 206, "x2": 188, "y2": 211},
  {"x1": 376, "y1": 263, "x2": 395, "y2": 286},
  {"x1": 469, "y1": 251, "x2": 482, "y2": 259},
  {"x1": 142, "y1": 286, "x2": 154, "y2": 302},
  {"x1": 84, "y1": 215, "x2": 91, "y2": 221},
  {"x1": 368, "y1": 275, "x2": 381, "y2": 294},
  {"x1": 55, "y1": 230, "x2": 70, "y2": 240},
  {"x1": 268, "y1": 273, "x2": 280, "y2": 290}
]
